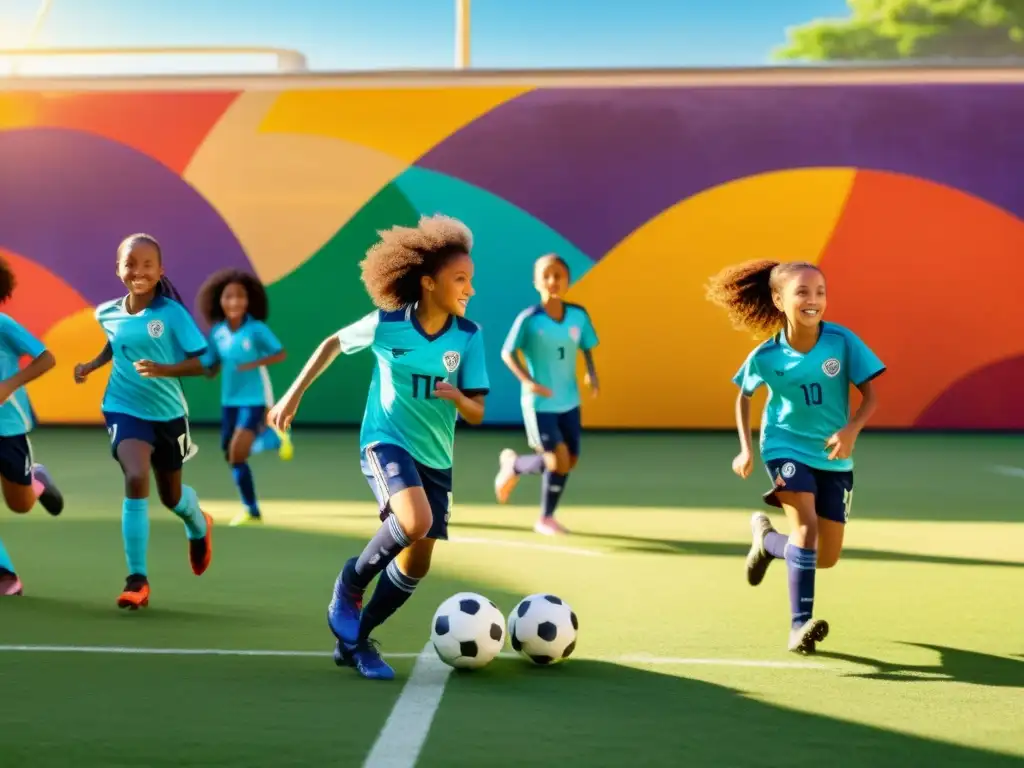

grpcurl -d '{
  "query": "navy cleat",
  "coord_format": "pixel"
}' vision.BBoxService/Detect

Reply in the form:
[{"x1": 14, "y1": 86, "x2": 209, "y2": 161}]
[
  {"x1": 349, "y1": 638, "x2": 395, "y2": 681},
  {"x1": 746, "y1": 512, "x2": 776, "y2": 586},
  {"x1": 788, "y1": 618, "x2": 829, "y2": 654},
  {"x1": 32, "y1": 464, "x2": 64, "y2": 517},
  {"x1": 327, "y1": 557, "x2": 363, "y2": 646},
  {"x1": 333, "y1": 639, "x2": 354, "y2": 667}
]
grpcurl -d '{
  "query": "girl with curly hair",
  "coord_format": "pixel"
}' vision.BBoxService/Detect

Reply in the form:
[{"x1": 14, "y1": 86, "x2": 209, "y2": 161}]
[
  {"x1": 196, "y1": 269, "x2": 292, "y2": 527},
  {"x1": 268, "y1": 214, "x2": 489, "y2": 680}
]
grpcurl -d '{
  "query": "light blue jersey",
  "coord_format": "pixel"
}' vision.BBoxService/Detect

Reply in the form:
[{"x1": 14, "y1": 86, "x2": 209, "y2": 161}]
[
  {"x1": 0, "y1": 314, "x2": 45, "y2": 437},
  {"x1": 733, "y1": 322, "x2": 885, "y2": 472},
  {"x1": 502, "y1": 303, "x2": 598, "y2": 414},
  {"x1": 97, "y1": 295, "x2": 208, "y2": 421},
  {"x1": 336, "y1": 306, "x2": 490, "y2": 470},
  {"x1": 202, "y1": 317, "x2": 283, "y2": 407}
]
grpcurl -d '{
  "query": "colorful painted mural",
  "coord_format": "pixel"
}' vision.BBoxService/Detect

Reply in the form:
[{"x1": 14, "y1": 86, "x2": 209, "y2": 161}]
[{"x1": 1, "y1": 82, "x2": 1023, "y2": 428}]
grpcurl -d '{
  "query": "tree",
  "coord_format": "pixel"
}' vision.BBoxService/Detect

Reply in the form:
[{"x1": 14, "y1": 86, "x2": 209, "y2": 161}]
[{"x1": 774, "y1": 0, "x2": 1024, "y2": 61}]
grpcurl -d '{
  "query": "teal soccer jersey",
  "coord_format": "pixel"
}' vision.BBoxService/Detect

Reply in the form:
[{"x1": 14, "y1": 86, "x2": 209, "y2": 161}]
[
  {"x1": 202, "y1": 317, "x2": 283, "y2": 407},
  {"x1": 733, "y1": 322, "x2": 885, "y2": 472},
  {"x1": 502, "y1": 303, "x2": 598, "y2": 414},
  {"x1": 336, "y1": 306, "x2": 490, "y2": 470},
  {"x1": 0, "y1": 314, "x2": 45, "y2": 437},
  {"x1": 97, "y1": 295, "x2": 208, "y2": 421}
]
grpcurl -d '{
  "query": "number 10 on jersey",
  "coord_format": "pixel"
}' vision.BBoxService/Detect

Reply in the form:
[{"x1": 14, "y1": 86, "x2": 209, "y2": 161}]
[{"x1": 800, "y1": 383, "x2": 823, "y2": 406}]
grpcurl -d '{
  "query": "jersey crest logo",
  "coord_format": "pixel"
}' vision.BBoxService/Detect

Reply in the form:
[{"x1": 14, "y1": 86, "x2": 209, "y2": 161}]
[
  {"x1": 569, "y1": 326, "x2": 581, "y2": 342},
  {"x1": 147, "y1": 319, "x2": 165, "y2": 339},
  {"x1": 242, "y1": 339, "x2": 252, "y2": 351},
  {"x1": 442, "y1": 351, "x2": 461, "y2": 373},
  {"x1": 781, "y1": 461, "x2": 797, "y2": 479},
  {"x1": 822, "y1": 358, "x2": 841, "y2": 378}
]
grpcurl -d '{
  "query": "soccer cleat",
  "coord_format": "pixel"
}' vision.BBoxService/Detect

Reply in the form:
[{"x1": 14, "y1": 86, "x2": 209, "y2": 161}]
[
  {"x1": 31, "y1": 464, "x2": 64, "y2": 516},
  {"x1": 188, "y1": 512, "x2": 214, "y2": 576},
  {"x1": 788, "y1": 618, "x2": 829, "y2": 654},
  {"x1": 494, "y1": 449, "x2": 519, "y2": 504},
  {"x1": 348, "y1": 638, "x2": 395, "y2": 681},
  {"x1": 333, "y1": 639, "x2": 354, "y2": 667},
  {"x1": 327, "y1": 559, "x2": 364, "y2": 646},
  {"x1": 534, "y1": 517, "x2": 569, "y2": 536},
  {"x1": 747, "y1": 512, "x2": 776, "y2": 586},
  {"x1": 117, "y1": 574, "x2": 150, "y2": 610},
  {"x1": 229, "y1": 511, "x2": 264, "y2": 527},
  {"x1": 0, "y1": 568, "x2": 23, "y2": 596},
  {"x1": 276, "y1": 427, "x2": 294, "y2": 462}
]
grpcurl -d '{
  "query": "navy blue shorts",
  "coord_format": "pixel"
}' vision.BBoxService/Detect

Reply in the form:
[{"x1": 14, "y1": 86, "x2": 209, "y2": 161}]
[
  {"x1": 525, "y1": 406, "x2": 582, "y2": 456},
  {"x1": 763, "y1": 458, "x2": 854, "y2": 524},
  {"x1": 220, "y1": 405, "x2": 267, "y2": 453},
  {"x1": 361, "y1": 442, "x2": 452, "y2": 541},
  {"x1": 0, "y1": 435, "x2": 33, "y2": 485},
  {"x1": 104, "y1": 411, "x2": 193, "y2": 472}
]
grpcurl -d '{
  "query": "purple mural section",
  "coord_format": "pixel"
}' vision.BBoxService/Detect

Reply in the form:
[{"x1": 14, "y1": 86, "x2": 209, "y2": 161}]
[
  {"x1": 418, "y1": 85, "x2": 1024, "y2": 258},
  {"x1": 0, "y1": 128, "x2": 250, "y2": 307}
]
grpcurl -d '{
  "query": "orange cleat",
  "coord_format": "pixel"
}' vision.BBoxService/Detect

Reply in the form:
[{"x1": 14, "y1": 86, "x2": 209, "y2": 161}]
[
  {"x1": 117, "y1": 574, "x2": 150, "y2": 610},
  {"x1": 189, "y1": 512, "x2": 214, "y2": 576}
]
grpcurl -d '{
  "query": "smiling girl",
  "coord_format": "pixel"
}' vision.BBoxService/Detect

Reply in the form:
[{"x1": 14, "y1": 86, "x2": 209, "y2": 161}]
[
  {"x1": 268, "y1": 215, "x2": 489, "y2": 680},
  {"x1": 707, "y1": 259, "x2": 885, "y2": 654}
]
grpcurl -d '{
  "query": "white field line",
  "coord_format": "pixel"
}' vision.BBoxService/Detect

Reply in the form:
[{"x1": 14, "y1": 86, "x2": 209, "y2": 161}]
[
  {"x1": 0, "y1": 643, "x2": 829, "y2": 669},
  {"x1": 991, "y1": 465, "x2": 1024, "y2": 479},
  {"x1": 447, "y1": 535, "x2": 603, "y2": 557},
  {"x1": 362, "y1": 643, "x2": 453, "y2": 768}
]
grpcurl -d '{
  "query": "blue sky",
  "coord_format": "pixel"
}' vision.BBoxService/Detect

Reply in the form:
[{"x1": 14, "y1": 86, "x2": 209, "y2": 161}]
[{"x1": 0, "y1": 0, "x2": 851, "y2": 75}]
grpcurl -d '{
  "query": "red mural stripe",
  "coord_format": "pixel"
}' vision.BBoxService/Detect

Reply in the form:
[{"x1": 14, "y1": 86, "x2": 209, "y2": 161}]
[
  {"x1": 0, "y1": 91, "x2": 239, "y2": 173},
  {"x1": 818, "y1": 169, "x2": 1024, "y2": 428},
  {"x1": 0, "y1": 248, "x2": 89, "y2": 341}
]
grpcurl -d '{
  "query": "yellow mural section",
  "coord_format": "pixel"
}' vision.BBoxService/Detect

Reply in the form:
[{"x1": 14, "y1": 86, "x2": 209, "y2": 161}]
[
  {"x1": 183, "y1": 92, "x2": 409, "y2": 284},
  {"x1": 262, "y1": 87, "x2": 531, "y2": 163},
  {"x1": 27, "y1": 308, "x2": 109, "y2": 424},
  {"x1": 567, "y1": 168, "x2": 856, "y2": 428}
]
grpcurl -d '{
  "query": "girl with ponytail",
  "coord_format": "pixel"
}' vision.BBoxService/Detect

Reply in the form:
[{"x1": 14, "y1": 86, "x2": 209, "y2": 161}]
[{"x1": 75, "y1": 234, "x2": 214, "y2": 610}]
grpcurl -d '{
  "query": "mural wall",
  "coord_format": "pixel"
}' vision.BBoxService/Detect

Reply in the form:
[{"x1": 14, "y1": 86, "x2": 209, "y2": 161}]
[{"x1": 2, "y1": 81, "x2": 1023, "y2": 429}]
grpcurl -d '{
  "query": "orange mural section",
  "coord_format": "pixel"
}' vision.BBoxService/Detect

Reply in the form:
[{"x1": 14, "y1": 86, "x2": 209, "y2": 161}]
[{"x1": 819, "y1": 170, "x2": 1024, "y2": 427}]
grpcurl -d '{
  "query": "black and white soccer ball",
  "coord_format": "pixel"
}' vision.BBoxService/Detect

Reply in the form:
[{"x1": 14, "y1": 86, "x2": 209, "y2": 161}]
[
  {"x1": 507, "y1": 593, "x2": 578, "y2": 665},
  {"x1": 430, "y1": 592, "x2": 506, "y2": 669}
]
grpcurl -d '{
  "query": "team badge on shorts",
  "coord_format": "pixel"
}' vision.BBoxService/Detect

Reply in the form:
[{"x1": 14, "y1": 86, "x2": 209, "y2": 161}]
[
  {"x1": 822, "y1": 358, "x2": 841, "y2": 377},
  {"x1": 781, "y1": 461, "x2": 797, "y2": 479},
  {"x1": 147, "y1": 319, "x2": 165, "y2": 338},
  {"x1": 442, "y1": 351, "x2": 461, "y2": 373}
]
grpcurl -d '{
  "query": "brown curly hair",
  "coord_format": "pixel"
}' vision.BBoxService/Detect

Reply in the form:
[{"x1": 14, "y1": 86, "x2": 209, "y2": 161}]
[
  {"x1": 706, "y1": 259, "x2": 822, "y2": 337},
  {"x1": 195, "y1": 269, "x2": 270, "y2": 325},
  {"x1": 0, "y1": 253, "x2": 17, "y2": 304},
  {"x1": 360, "y1": 215, "x2": 473, "y2": 311}
]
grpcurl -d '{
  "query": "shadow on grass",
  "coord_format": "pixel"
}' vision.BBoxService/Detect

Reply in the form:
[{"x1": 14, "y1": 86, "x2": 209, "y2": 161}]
[
  {"x1": 819, "y1": 643, "x2": 1024, "y2": 688},
  {"x1": 426, "y1": 658, "x2": 1023, "y2": 767}
]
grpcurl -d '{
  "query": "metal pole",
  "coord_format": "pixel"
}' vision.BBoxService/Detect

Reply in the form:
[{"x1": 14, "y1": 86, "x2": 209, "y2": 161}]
[
  {"x1": 11, "y1": 0, "x2": 54, "y2": 76},
  {"x1": 455, "y1": 0, "x2": 470, "y2": 69}
]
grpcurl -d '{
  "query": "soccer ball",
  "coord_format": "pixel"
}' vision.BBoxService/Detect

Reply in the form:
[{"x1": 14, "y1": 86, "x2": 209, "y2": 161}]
[
  {"x1": 507, "y1": 593, "x2": 578, "y2": 665},
  {"x1": 430, "y1": 592, "x2": 506, "y2": 670}
]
